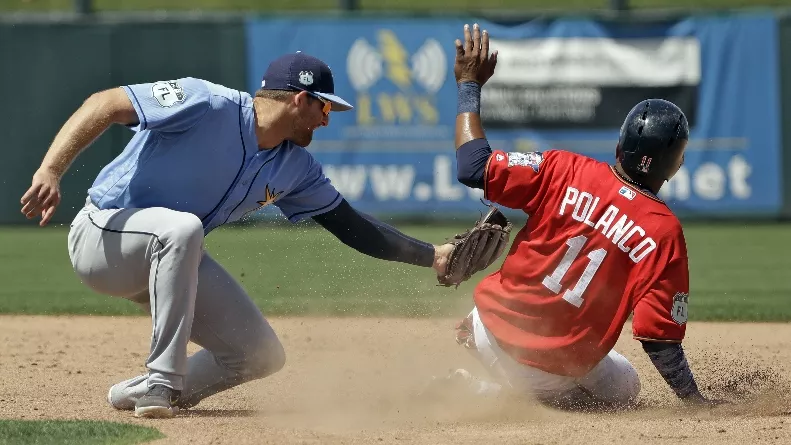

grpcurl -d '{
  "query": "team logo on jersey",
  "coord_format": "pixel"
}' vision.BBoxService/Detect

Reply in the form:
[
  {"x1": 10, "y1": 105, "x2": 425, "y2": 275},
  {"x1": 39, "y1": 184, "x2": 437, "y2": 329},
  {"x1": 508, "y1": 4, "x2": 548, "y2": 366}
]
[
  {"x1": 298, "y1": 71, "x2": 314, "y2": 86},
  {"x1": 151, "y1": 81, "x2": 186, "y2": 108},
  {"x1": 257, "y1": 184, "x2": 283, "y2": 208},
  {"x1": 507, "y1": 151, "x2": 543, "y2": 172},
  {"x1": 671, "y1": 292, "x2": 689, "y2": 325},
  {"x1": 618, "y1": 186, "x2": 636, "y2": 200}
]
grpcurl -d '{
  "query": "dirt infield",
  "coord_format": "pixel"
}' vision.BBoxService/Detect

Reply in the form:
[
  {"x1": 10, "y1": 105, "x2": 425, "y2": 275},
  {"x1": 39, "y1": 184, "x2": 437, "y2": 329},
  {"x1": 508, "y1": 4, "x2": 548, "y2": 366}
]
[{"x1": 1, "y1": 315, "x2": 790, "y2": 445}]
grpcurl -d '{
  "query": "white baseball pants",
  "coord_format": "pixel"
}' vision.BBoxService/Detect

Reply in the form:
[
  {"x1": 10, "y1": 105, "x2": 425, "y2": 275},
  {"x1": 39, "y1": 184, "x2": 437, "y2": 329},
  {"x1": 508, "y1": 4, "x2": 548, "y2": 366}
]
[
  {"x1": 465, "y1": 307, "x2": 641, "y2": 408},
  {"x1": 67, "y1": 198, "x2": 285, "y2": 407}
]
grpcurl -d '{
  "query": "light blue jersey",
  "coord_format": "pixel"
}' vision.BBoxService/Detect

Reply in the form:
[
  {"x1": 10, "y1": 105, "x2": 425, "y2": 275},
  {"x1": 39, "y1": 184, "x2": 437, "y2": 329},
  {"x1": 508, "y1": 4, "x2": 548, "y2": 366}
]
[
  {"x1": 61, "y1": 54, "x2": 385, "y2": 412},
  {"x1": 87, "y1": 77, "x2": 342, "y2": 234}
]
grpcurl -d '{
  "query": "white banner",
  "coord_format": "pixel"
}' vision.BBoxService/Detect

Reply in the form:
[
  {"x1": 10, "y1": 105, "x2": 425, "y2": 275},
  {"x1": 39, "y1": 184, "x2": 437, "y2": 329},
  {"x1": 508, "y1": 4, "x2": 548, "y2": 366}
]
[{"x1": 489, "y1": 37, "x2": 701, "y2": 86}]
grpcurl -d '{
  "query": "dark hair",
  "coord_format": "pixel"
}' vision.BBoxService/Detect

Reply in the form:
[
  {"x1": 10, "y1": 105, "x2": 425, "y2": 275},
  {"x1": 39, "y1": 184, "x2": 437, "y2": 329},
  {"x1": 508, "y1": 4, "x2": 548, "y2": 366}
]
[{"x1": 254, "y1": 88, "x2": 296, "y2": 102}]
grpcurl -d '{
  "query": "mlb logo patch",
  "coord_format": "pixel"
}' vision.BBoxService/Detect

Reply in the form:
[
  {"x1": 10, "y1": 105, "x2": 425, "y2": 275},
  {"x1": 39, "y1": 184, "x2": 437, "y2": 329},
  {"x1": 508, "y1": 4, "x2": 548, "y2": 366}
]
[{"x1": 618, "y1": 186, "x2": 636, "y2": 200}]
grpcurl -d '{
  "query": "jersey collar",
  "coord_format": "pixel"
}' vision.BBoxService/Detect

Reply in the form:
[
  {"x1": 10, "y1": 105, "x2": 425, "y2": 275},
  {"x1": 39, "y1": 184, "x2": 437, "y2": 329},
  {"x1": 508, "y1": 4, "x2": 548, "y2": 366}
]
[{"x1": 609, "y1": 166, "x2": 665, "y2": 204}]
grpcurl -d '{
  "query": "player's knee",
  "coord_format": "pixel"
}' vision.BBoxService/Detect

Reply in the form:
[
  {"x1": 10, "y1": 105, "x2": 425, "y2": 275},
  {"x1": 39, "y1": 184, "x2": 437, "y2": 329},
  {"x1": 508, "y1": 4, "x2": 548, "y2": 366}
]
[
  {"x1": 584, "y1": 357, "x2": 641, "y2": 408},
  {"x1": 612, "y1": 364, "x2": 641, "y2": 406},
  {"x1": 241, "y1": 335, "x2": 286, "y2": 380},
  {"x1": 598, "y1": 351, "x2": 641, "y2": 406},
  {"x1": 162, "y1": 212, "x2": 205, "y2": 250}
]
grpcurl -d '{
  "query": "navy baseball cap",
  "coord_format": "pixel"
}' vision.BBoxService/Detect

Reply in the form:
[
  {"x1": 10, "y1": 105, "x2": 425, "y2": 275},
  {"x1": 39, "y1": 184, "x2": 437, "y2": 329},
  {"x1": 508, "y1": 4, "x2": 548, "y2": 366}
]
[{"x1": 260, "y1": 52, "x2": 353, "y2": 112}]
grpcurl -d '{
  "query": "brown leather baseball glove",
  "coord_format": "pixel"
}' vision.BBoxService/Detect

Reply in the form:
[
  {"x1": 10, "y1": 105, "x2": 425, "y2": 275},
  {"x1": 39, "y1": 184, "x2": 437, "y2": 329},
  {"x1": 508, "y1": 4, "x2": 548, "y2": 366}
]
[{"x1": 437, "y1": 203, "x2": 513, "y2": 287}]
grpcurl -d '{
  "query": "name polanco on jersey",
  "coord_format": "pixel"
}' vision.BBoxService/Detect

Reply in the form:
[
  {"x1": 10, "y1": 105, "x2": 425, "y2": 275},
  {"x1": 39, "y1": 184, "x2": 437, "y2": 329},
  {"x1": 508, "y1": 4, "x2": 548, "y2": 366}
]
[{"x1": 558, "y1": 186, "x2": 657, "y2": 264}]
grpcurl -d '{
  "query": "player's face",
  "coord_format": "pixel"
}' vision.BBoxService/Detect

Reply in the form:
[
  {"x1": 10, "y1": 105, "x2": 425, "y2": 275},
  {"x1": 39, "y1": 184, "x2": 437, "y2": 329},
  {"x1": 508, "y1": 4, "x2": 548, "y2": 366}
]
[
  {"x1": 291, "y1": 92, "x2": 330, "y2": 146},
  {"x1": 666, "y1": 140, "x2": 688, "y2": 180}
]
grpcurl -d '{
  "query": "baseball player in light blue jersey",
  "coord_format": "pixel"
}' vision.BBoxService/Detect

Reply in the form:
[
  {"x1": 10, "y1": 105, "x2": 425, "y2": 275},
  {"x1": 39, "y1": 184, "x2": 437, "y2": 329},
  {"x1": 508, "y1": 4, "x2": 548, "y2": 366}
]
[{"x1": 20, "y1": 52, "x2": 457, "y2": 419}]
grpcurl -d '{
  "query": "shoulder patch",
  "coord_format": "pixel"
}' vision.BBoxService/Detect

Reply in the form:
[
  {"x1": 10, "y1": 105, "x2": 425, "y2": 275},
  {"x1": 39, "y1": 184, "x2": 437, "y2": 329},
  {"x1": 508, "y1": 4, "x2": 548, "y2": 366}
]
[
  {"x1": 671, "y1": 292, "x2": 689, "y2": 325},
  {"x1": 152, "y1": 81, "x2": 186, "y2": 107},
  {"x1": 507, "y1": 151, "x2": 543, "y2": 172}
]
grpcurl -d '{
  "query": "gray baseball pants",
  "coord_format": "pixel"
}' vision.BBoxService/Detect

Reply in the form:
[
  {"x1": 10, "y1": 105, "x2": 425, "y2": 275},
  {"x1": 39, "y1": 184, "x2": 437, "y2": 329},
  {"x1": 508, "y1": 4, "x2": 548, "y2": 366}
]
[{"x1": 67, "y1": 198, "x2": 285, "y2": 407}]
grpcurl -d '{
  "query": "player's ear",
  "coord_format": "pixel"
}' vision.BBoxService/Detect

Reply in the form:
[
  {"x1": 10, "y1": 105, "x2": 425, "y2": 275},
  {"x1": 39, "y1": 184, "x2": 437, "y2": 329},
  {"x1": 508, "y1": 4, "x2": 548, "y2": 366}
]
[{"x1": 294, "y1": 91, "x2": 310, "y2": 109}]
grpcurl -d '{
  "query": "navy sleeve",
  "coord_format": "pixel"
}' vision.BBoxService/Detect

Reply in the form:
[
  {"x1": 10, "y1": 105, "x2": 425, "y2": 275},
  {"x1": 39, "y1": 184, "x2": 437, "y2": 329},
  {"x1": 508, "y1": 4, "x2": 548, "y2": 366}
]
[
  {"x1": 641, "y1": 341, "x2": 701, "y2": 399},
  {"x1": 457, "y1": 138, "x2": 493, "y2": 189},
  {"x1": 312, "y1": 199, "x2": 435, "y2": 268}
]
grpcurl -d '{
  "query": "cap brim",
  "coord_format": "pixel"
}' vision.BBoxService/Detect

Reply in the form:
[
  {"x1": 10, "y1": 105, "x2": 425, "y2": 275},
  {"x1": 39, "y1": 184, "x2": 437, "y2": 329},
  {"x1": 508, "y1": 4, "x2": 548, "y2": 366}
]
[{"x1": 315, "y1": 93, "x2": 353, "y2": 112}]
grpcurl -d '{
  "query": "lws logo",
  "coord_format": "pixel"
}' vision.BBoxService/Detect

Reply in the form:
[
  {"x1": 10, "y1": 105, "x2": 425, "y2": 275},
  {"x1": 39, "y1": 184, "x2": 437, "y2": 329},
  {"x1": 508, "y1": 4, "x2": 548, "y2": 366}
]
[{"x1": 346, "y1": 30, "x2": 447, "y2": 127}]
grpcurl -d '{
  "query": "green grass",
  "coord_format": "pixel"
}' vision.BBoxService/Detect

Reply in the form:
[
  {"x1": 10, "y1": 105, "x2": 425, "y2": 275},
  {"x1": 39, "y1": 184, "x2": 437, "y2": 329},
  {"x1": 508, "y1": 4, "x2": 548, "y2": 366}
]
[
  {"x1": 0, "y1": 420, "x2": 163, "y2": 445},
  {"x1": 0, "y1": 222, "x2": 790, "y2": 321},
  {"x1": 1, "y1": 0, "x2": 791, "y2": 12},
  {"x1": 0, "y1": 222, "x2": 486, "y2": 318},
  {"x1": 684, "y1": 223, "x2": 791, "y2": 322}
]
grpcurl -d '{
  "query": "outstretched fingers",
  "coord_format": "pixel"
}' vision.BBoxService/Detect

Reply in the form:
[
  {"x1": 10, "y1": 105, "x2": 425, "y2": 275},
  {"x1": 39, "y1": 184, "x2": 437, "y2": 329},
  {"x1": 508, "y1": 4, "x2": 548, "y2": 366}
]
[
  {"x1": 472, "y1": 23, "x2": 481, "y2": 57},
  {"x1": 481, "y1": 28, "x2": 490, "y2": 60},
  {"x1": 464, "y1": 23, "x2": 472, "y2": 54}
]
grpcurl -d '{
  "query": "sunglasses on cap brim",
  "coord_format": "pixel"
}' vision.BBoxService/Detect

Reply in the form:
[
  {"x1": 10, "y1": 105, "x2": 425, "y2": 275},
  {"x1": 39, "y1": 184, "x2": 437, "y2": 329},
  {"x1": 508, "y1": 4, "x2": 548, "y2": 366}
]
[{"x1": 287, "y1": 84, "x2": 331, "y2": 114}]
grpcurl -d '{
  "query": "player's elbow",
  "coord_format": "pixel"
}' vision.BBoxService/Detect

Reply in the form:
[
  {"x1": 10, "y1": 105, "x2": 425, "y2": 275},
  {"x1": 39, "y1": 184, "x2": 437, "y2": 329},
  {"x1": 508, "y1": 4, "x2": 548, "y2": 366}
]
[
  {"x1": 456, "y1": 138, "x2": 491, "y2": 189},
  {"x1": 457, "y1": 170, "x2": 484, "y2": 189},
  {"x1": 457, "y1": 163, "x2": 486, "y2": 189}
]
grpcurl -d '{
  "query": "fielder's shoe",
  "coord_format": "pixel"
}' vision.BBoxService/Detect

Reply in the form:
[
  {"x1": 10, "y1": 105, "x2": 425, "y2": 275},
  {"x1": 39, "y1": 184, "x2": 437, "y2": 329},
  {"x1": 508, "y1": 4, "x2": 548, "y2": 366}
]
[
  {"x1": 107, "y1": 374, "x2": 148, "y2": 410},
  {"x1": 134, "y1": 384, "x2": 181, "y2": 419}
]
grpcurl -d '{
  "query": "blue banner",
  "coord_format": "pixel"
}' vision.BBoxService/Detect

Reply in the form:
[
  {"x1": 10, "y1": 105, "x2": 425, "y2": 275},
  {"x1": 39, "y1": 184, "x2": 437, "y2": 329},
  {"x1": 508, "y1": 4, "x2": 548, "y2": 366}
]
[{"x1": 245, "y1": 14, "x2": 781, "y2": 219}]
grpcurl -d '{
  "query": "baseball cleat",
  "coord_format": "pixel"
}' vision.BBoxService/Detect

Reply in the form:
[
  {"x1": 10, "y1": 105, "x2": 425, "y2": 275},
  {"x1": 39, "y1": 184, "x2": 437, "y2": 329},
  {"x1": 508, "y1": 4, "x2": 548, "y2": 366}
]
[
  {"x1": 134, "y1": 384, "x2": 181, "y2": 419},
  {"x1": 107, "y1": 374, "x2": 148, "y2": 410}
]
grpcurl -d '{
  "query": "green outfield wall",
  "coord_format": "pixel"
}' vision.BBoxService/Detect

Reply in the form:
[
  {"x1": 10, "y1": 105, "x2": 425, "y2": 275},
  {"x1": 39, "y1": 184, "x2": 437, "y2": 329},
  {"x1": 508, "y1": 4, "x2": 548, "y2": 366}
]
[{"x1": 0, "y1": 19, "x2": 247, "y2": 225}]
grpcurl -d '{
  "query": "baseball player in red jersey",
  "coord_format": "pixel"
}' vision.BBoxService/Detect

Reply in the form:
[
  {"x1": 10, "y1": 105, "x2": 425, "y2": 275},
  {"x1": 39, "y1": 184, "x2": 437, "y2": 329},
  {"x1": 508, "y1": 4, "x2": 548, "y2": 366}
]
[{"x1": 437, "y1": 23, "x2": 722, "y2": 409}]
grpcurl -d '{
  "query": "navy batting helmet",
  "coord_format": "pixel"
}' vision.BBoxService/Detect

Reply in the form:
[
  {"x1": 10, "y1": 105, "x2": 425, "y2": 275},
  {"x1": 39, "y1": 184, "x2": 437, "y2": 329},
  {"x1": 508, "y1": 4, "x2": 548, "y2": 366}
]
[{"x1": 616, "y1": 99, "x2": 689, "y2": 182}]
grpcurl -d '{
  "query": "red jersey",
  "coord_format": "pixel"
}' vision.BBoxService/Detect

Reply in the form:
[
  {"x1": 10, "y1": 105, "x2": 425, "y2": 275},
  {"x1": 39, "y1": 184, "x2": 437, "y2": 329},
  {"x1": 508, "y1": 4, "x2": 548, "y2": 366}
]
[{"x1": 475, "y1": 149, "x2": 689, "y2": 377}]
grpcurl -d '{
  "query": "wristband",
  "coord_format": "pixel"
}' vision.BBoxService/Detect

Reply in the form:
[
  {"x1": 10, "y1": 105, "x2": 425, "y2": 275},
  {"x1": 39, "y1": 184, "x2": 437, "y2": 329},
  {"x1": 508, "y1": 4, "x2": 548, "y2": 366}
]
[{"x1": 457, "y1": 81, "x2": 481, "y2": 115}]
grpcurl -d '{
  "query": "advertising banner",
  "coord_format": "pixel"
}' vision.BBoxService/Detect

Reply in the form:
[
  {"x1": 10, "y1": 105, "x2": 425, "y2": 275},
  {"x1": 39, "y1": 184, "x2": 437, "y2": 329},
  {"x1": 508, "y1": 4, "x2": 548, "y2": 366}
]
[
  {"x1": 481, "y1": 36, "x2": 701, "y2": 129},
  {"x1": 245, "y1": 14, "x2": 781, "y2": 219}
]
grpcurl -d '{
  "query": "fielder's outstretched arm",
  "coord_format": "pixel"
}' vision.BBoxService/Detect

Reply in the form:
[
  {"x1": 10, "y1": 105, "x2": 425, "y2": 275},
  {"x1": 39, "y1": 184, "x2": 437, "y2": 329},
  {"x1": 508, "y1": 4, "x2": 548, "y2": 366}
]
[{"x1": 312, "y1": 199, "x2": 449, "y2": 273}]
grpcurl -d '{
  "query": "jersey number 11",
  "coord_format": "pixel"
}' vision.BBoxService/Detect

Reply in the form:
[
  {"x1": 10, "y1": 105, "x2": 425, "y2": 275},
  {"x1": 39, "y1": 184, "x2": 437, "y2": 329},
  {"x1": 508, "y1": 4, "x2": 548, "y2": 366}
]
[{"x1": 541, "y1": 235, "x2": 607, "y2": 308}]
